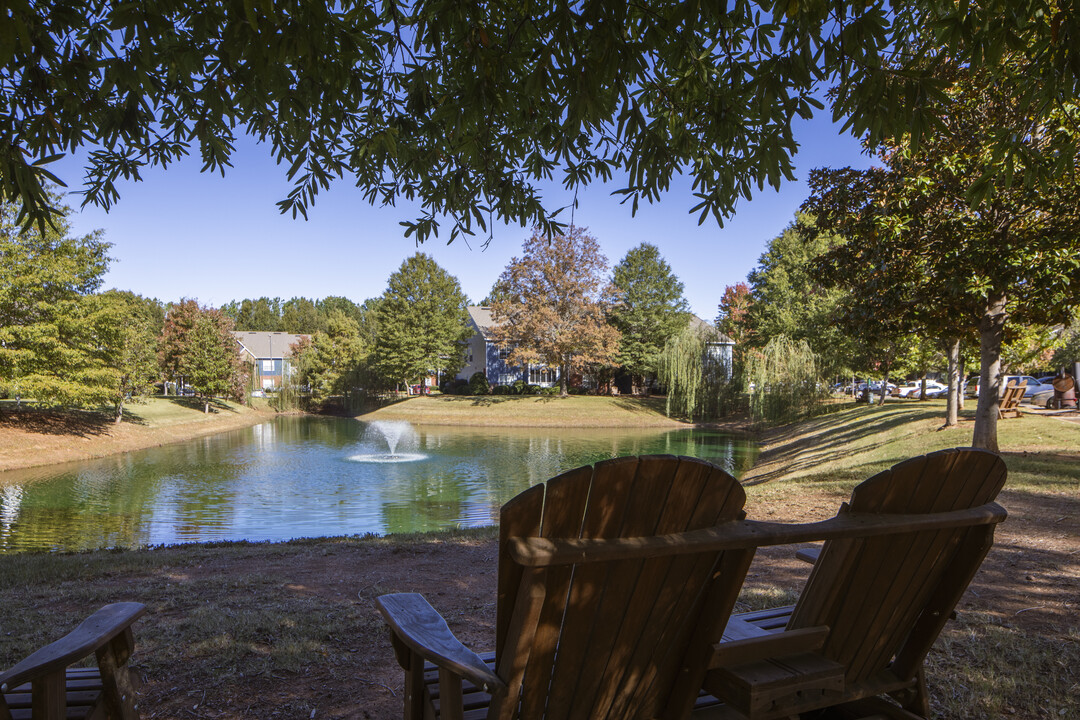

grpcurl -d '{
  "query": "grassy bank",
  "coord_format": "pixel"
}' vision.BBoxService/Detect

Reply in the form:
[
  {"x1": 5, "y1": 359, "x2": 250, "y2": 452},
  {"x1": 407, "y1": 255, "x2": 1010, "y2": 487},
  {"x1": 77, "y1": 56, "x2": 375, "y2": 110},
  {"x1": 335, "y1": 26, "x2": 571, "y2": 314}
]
[
  {"x1": 0, "y1": 397, "x2": 271, "y2": 473},
  {"x1": 1, "y1": 402, "x2": 1077, "y2": 719},
  {"x1": 357, "y1": 393, "x2": 693, "y2": 427}
]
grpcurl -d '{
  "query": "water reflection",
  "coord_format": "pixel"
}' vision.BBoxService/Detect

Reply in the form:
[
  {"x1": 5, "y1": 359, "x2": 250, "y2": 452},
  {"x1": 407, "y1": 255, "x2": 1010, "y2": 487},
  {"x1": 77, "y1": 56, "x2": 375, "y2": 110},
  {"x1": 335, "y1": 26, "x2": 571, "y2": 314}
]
[{"x1": 0, "y1": 417, "x2": 756, "y2": 552}]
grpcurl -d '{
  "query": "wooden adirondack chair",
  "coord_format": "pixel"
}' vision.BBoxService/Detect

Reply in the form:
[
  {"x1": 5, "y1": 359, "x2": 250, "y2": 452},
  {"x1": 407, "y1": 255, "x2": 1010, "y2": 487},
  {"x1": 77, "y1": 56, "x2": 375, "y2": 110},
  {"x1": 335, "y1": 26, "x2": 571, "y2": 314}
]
[
  {"x1": 377, "y1": 455, "x2": 758, "y2": 720},
  {"x1": 0, "y1": 602, "x2": 146, "y2": 720},
  {"x1": 702, "y1": 447, "x2": 1008, "y2": 720},
  {"x1": 375, "y1": 451, "x2": 1005, "y2": 720},
  {"x1": 999, "y1": 380, "x2": 1027, "y2": 419}
]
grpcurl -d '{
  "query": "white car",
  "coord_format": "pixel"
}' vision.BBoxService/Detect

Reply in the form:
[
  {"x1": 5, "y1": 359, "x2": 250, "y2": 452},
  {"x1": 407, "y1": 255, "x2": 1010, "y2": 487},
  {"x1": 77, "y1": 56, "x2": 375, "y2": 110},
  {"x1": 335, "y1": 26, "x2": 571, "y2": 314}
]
[{"x1": 896, "y1": 382, "x2": 923, "y2": 398}]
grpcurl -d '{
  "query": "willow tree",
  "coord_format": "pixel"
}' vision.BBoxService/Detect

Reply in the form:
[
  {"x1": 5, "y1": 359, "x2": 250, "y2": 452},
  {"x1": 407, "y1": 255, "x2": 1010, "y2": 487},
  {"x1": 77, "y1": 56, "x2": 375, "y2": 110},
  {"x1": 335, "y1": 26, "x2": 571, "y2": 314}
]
[
  {"x1": 657, "y1": 323, "x2": 731, "y2": 421},
  {"x1": 746, "y1": 336, "x2": 824, "y2": 425}
]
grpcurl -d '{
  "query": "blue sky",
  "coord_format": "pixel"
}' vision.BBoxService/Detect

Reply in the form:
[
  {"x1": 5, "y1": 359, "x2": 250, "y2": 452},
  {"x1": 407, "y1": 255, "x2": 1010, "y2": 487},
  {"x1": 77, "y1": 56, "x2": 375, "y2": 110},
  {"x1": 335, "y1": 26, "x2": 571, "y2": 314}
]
[{"x1": 55, "y1": 112, "x2": 874, "y2": 322}]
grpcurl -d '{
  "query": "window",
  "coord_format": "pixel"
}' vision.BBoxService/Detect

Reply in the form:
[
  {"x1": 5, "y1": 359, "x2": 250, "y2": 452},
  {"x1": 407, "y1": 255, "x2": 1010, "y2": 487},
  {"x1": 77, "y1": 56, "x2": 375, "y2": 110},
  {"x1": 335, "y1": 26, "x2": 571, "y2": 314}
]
[
  {"x1": 529, "y1": 367, "x2": 555, "y2": 385},
  {"x1": 261, "y1": 359, "x2": 274, "y2": 372},
  {"x1": 498, "y1": 346, "x2": 511, "y2": 360}
]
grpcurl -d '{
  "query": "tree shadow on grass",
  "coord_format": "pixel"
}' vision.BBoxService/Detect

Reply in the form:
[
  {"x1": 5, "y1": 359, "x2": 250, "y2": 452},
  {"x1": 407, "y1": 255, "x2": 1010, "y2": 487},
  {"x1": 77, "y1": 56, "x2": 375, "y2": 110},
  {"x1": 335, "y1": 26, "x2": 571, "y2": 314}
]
[
  {"x1": 0, "y1": 406, "x2": 112, "y2": 438},
  {"x1": 743, "y1": 405, "x2": 949, "y2": 486}
]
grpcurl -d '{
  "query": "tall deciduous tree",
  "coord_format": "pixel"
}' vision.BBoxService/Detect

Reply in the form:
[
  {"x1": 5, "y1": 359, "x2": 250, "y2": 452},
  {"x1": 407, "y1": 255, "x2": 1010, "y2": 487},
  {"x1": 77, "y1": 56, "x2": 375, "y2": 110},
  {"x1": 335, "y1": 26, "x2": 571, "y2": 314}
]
[
  {"x1": 0, "y1": 197, "x2": 112, "y2": 407},
  {"x1": 807, "y1": 60, "x2": 1080, "y2": 451},
  {"x1": 87, "y1": 291, "x2": 161, "y2": 422},
  {"x1": 159, "y1": 300, "x2": 243, "y2": 410},
  {"x1": 491, "y1": 227, "x2": 620, "y2": 396},
  {"x1": 372, "y1": 254, "x2": 471, "y2": 389},
  {"x1": 233, "y1": 297, "x2": 283, "y2": 331},
  {"x1": 294, "y1": 311, "x2": 366, "y2": 406},
  {"x1": 10, "y1": 3, "x2": 1078, "y2": 242},
  {"x1": 281, "y1": 297, "x2": 325, "y2": 334},
  {"x1": 746, "y1": 215, "x2": 852, "y2": 378},
  {"x1": 607, "y1": 243, "x2": 689, "y2": 392},
  {"x1": 716, "y1": 282, "x2": 754, "y2": 389}
]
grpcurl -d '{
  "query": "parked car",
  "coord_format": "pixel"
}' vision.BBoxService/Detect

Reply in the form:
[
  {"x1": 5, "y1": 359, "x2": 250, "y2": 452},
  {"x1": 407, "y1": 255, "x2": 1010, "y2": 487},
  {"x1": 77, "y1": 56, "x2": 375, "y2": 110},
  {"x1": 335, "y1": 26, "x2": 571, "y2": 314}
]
[
  {"x1": 920, "y1": 380, "x2": 950, "y2": 398},
  {"x1": 896, "y1": 382, "x2": 922, "y2": 398},
  {"x1": 967, "y1": 375, "x2": 1052, "y2": 399},
  {"x1": 1002, "y1": 375, "x2": 1054, "y2": 398}
]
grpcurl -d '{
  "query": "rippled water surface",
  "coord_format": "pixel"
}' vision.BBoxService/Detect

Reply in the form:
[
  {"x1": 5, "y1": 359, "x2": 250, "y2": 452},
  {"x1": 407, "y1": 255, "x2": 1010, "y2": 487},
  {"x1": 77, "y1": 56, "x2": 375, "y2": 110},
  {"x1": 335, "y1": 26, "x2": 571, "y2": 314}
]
[{"x1": 0, "y1": 417, "x2": 756, "y2": 551}]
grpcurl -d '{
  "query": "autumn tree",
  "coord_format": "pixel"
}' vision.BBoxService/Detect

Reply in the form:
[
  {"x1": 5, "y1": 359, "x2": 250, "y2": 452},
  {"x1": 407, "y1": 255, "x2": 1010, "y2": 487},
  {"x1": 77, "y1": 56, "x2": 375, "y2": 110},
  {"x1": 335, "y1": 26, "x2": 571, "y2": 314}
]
[
  {"x1": 716, "y1": 282, "x2": 754, "y2": 389},
  {"x1": 372, "y1": 254, "x2": 471, "y2": 389},
  {"x1": 807, "y1": 59, "x2": 1080, "y2": 450},
  {"x1": 491, "y1": 227, "x2": 620, "y2": 396},
  {"x1": 607, "y1": 243, "x2": 690, "y2": 393},
  {"x1": 11, "y1": 3, "x2": 1078, "y2": 244},
  {"x1": 159, "y1": 300, "x2": 243, "y2": 410},
  {"x1": 0, "y1": 197, "x2": 112, "y2": 407}
]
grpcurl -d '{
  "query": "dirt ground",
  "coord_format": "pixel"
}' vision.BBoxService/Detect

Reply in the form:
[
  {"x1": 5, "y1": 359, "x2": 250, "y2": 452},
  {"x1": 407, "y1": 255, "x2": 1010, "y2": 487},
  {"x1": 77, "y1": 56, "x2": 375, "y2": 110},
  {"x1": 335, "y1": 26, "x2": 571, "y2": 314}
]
[{"x1": 120, "y1": 484, "x2": 1077, "y2": 720}]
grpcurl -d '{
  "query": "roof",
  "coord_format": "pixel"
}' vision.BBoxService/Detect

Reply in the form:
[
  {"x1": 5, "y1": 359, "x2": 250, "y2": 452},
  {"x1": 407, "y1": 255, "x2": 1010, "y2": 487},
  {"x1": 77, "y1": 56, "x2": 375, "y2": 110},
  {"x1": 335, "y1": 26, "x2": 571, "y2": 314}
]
[
  {"x1": 466, "y1": 306, "x2": 499, "y2": 339},
  {"x1": 232, "y1": 331, "x2": 308, "y2": 360},
  {"x1": 688, "y1": 315, "x2": 735, "y2": 344}
]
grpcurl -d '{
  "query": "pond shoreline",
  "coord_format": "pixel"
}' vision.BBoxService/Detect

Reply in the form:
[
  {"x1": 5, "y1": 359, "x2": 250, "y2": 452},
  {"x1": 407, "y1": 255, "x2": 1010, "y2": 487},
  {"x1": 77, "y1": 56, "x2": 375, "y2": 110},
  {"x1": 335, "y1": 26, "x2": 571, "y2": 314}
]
[
  {"x1": 0, "y1": 400, "x2": 273, "y2": 475},
  {"x1": 1, "y1": 396, "x2": 756, "y2": 474}
]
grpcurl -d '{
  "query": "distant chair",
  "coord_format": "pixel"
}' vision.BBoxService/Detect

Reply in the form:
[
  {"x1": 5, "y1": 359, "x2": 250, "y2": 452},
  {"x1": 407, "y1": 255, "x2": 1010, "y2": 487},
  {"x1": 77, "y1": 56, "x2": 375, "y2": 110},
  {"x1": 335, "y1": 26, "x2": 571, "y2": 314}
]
[{"x1": 999, "y1": 379, "x2": 1027, "y2": 419}]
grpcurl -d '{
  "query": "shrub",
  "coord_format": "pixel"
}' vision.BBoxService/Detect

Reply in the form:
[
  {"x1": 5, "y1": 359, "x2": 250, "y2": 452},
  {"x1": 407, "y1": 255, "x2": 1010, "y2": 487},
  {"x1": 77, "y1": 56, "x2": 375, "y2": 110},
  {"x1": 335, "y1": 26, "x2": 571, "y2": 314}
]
[
  {"x1": 525, "y1": 384, "x2": 541, "y2": 395},
  {"x1": 491, "y1": 384, "x2": 511, "y2": 395},
  {"x1": 469, "y1": 372, "x2": 490, "y2": 396},
  {"x1": 511, "y1": 379, "x2": 526, "y2": 395},
  {"x1": 541, "y1": 386, "x2": 559, "y2": 396}
]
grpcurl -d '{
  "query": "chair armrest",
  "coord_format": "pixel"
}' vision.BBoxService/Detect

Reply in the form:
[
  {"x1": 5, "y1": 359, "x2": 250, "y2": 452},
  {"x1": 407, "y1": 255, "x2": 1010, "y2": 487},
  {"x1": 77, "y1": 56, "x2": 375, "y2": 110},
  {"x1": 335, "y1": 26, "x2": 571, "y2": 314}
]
[
  {"x1": 796, "y1": 546, "x2": 821, "y2": 564},
  {"x1": 375, "y1": 593, "x2": 505, "y2": 693},
  {"x1": 0, "y1": 603, "x2": 146, "y2": 692}
]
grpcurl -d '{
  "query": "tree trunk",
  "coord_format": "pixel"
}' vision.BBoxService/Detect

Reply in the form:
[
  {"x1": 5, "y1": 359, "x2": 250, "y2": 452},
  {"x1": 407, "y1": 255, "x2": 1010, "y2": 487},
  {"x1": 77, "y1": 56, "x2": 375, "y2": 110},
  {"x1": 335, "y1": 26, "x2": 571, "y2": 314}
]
[
  {"x1": 204, "y1": 399, "x2": 210, "y2": 413},
  {"x1": 878, "y1": 370, "x2": 890, "y2": 406},
  {"x1": 560, "y1": 361, "x2": 568, "y2": 397},
  {"x1": 972, "y1": 291, "x2": 1008, "y2": 451},
  {"x1": 957, "y1": 353, "x2": 965, "y2": 411},
  {"x1": 944, "y1": 337, "x2": 960, "y2": 427},
  {"x1": 115, "y1": 403, "x2": 124, "y2": 424}
]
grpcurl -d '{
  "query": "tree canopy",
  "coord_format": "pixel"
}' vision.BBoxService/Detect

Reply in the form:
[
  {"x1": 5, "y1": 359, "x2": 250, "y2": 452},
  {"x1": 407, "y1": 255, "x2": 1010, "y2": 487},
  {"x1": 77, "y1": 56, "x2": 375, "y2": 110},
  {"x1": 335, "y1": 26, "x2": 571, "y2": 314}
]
[
  {"x1": 806, "y1": 58, "x2": 1080, "y2": 450},
  {"x1": 0, "y1": 197, "x2": 112, "y2": 406},
  {"x1": 8, "y1": 2, "x2": 1079, "y2": 240}
]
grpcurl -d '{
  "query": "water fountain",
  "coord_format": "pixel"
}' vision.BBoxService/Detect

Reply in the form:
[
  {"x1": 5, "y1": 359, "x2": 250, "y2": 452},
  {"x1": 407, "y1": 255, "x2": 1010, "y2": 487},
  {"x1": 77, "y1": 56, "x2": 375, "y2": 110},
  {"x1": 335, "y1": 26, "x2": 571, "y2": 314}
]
[{"x1": 347, "y1": 420, "x2": 426, "y2": 463}]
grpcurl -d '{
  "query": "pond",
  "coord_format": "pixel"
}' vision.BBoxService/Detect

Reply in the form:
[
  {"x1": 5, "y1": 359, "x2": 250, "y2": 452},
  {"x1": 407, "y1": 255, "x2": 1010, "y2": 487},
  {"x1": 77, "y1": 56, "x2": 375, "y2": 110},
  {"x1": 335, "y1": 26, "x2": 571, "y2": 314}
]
[{"x1": 0, "y1": 417, "x2": 757, "y2": 552}]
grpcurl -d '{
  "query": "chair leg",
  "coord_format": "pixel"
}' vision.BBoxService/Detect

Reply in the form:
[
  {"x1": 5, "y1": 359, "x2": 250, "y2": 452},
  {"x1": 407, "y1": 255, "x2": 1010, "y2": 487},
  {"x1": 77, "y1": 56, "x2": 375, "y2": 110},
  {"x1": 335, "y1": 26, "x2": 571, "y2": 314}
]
[
  {"x1": 402, "y1": 650, "x2": 425, "y2": 720},
  {"x1": 899, "y1": 669, "x2": 930, "y2": 717},
  {"x1": 96, "y1": 632, "x2": 141, "y2": 720}
]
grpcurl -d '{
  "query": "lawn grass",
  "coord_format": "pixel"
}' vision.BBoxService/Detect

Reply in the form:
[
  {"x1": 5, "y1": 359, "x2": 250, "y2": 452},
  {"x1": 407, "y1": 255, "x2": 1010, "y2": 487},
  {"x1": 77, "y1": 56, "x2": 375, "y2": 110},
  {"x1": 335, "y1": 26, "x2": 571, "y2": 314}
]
[
  {"x1": 357, "y1": 393, "x2": 690, "y2": 427},
  {"x1": 744, "y1": 399, "x2": 1080, "y2": 494}
]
